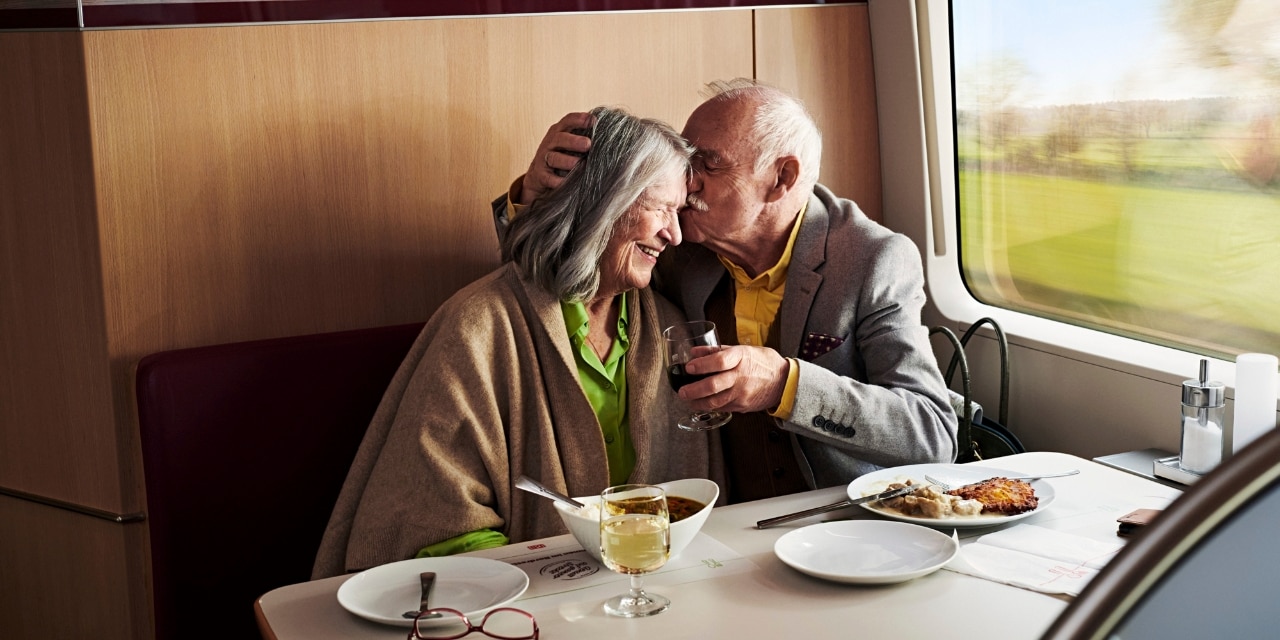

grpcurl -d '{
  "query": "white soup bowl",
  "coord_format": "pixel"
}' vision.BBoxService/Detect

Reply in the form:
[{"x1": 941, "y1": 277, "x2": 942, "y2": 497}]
[{"x1": 553, "y1": 477, "x2": 719, "y2": 563}]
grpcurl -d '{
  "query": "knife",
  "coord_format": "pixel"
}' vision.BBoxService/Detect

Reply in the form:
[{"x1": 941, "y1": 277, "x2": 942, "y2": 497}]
[
  {"x1": 402, "y1": 571, "x2": 441, "y2": 620},
  {"x1": 755, "y1": 483, "x2": 928, "y2": 529}
]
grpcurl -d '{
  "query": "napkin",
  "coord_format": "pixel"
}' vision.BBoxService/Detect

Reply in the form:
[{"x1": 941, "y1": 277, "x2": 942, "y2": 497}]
[{"x1": 945, "y1": 524, "x2": 1123, "y2": 596}]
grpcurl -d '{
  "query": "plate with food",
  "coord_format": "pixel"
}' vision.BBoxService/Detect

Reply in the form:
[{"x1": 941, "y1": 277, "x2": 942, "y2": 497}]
[
  {"x1": 774, "y1": 520, "x2": 959, "y2": 584},
  {"x1": 847, "y1": 463, "x2": 1057, "y2": 527},
  {"x1": 336, "y1": 556, "x2": 529, "y2": 627}
]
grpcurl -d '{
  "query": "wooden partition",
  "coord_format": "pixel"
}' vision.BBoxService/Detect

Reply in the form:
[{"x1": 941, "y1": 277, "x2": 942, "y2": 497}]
[
  {"x1": 0, "y1": 31, "x2": 153, "y2": 636},
  {"x1": 757, "y1": 6, "x2": 882, "y2": 217},
  {"x1": 0, "y1": 5, "x2": 877, "y2": 639}
]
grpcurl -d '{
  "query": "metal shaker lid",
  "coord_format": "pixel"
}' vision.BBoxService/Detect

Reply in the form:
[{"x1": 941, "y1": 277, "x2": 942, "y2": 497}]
[{"x1": 1182, "y1": 358, "x2": 1225, "y2": 408}]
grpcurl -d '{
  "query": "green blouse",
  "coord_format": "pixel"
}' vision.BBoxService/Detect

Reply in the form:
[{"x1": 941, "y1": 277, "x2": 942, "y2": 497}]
[{"x1": 417, "y1": 292, "x2": 634, "y2": 558}]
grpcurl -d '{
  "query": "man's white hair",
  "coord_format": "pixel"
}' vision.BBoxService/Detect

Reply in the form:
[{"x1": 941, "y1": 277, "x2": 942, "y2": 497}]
[{"x1": 701, "y1": 78, "x2": 823, "y2": 191}]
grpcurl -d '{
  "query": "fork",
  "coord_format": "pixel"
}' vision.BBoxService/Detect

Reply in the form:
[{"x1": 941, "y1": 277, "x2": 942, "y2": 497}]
[{"x1": 924, "y1": 469, "x2": 1079, "y2": 491}]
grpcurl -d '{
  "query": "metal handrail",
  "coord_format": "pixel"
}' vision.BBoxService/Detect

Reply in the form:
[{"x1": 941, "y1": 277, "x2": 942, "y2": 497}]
[{"x1": 0, "y1": 485, "x2": 145, "y2": 523}]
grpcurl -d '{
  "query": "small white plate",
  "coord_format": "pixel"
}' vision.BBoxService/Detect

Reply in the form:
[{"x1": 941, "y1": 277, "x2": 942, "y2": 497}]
[
  {"x1": 337, "y1": 556, "x2": 529, "y2": 627},
  {"x1": 847, "y1": 463, "x2": 1057, "y2": 527},
  {"x1": 774, "y1": 520, "x2": 958, "y2": 584}
]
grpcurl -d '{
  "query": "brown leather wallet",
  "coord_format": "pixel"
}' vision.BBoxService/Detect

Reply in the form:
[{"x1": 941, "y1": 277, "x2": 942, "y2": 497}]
[{"x1": 1117, "y1": 508, "x2": 1162, "y2": 537}]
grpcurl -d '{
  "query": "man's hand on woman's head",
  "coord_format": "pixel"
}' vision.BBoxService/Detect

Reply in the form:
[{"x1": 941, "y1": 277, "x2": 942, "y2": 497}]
[
  {"x1": 678, "y1": 345, "x2": 789, "y2": 414},
  {"x1": 520, "y1": 112, "x2": 596, "y2": 206}
]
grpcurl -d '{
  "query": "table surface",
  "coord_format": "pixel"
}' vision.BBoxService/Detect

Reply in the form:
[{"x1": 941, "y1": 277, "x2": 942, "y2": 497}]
[
  {"x1": 257, "y1": 451, "x2": 1182, "y2": 640},
  {"x1": 1092, "y1": 448, "x2": 1182, "y2": 489}
]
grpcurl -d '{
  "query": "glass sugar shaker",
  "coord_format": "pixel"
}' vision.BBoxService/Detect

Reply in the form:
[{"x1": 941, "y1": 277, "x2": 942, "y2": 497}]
[{"x1": 1180, "y1": 359, "x2": 1225, "y2": 474}]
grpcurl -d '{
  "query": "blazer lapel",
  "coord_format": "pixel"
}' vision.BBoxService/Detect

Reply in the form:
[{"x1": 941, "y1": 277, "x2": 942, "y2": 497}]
[{"x1": 779, "y1": 192, "x2": 828, "y2": 359}]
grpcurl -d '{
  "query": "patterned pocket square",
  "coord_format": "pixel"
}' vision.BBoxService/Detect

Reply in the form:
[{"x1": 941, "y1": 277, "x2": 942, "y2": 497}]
[{"x1": 800, "y1": 332, "x2": 846, "y2": 361}]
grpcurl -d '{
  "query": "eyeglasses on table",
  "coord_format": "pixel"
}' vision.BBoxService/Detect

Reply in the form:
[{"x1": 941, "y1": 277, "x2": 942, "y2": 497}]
[{"x1": 407, "y1": 607, "x2": 538, "y2": 640}]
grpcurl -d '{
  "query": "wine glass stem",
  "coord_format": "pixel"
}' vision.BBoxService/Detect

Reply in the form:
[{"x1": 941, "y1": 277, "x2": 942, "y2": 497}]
[{"x1": 629, "y1": 574, "x2": 646, "y2": 600}]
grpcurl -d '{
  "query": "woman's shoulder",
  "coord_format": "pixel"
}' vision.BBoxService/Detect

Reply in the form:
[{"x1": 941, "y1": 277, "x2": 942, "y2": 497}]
[
  {"x1": 415, "y1": 265, "x2": 532, "y2": 342},
  {"x1": 432, "y1": 264, "x2": 523, "y2": 314}
]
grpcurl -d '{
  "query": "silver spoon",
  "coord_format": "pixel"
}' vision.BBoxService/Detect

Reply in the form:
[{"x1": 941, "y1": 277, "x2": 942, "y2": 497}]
[
  {"x1": 402, "y1": 571, "x2": 442, "y2": 619},
  {"x1": 515, "y1": 474, "x2": 586, "y2": 509}
]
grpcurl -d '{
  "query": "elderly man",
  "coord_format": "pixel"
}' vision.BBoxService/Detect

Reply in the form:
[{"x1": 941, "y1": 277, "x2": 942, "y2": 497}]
[{"x1": 499, "y1": 80, "x2": 956, "y2": 503}]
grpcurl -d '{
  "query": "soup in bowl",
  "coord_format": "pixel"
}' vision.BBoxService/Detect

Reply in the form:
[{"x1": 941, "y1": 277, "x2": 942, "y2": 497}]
[{"x1": 554, "y1": 477, "x2": 719, "y2": 563}]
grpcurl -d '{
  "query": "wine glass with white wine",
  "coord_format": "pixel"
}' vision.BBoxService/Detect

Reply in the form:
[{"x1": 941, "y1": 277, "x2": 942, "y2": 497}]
[
  {"x1": 662, "y1": 320, "x2": 732, "y2": 431},
  {"x1": 599, "y1": 484, "x2": 671, "y2": 617}
]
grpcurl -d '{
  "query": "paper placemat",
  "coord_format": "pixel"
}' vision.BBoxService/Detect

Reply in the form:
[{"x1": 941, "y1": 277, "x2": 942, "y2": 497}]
[{"x1": 467, "y1": 532, "x2": 755, "y2": 608}]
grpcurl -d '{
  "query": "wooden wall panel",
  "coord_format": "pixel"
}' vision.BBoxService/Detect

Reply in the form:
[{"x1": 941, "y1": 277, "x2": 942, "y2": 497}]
[
  {"x1": 0, "y1": 496, "x2": 151, "y2": 640},
  {"x1": 82, "y1": 12, "x2": 747, "y2": 366},
  {"x1": 755, "y1": 4, "x2": 883, "y2": 221},
  {"x1": 0, "y1": 34, "x2": 143, "y2": 640},
  {"x1": 84, "y1": 12, "x2": 753, "y2": 363},
  {"x1": 0, "y1": 32, "x2": 124, "y2": 509}
]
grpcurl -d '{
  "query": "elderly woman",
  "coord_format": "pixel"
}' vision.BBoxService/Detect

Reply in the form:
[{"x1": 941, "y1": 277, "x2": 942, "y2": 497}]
[{"x1": 312, "y1": 107, "x2": 722, "y2": 577}]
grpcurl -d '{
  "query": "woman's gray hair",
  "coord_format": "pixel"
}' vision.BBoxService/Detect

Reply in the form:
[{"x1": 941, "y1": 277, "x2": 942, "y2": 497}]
[
  {"x1": 502, "y1": 106, "x2": 692, "y2": 302},
  {"x1": 701, "y1": 78, "x2": 823, "y2": 191}
]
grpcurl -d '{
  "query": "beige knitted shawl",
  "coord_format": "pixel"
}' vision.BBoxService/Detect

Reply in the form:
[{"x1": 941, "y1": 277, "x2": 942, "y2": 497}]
[{"x1": 312, "y1": 264, "x2": 721, "y2": 577}]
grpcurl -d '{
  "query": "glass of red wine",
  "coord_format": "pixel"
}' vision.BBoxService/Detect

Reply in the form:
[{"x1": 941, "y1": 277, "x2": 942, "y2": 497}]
[{"x1": 662, "y1": 320, "x2": 732, "y2": 431}]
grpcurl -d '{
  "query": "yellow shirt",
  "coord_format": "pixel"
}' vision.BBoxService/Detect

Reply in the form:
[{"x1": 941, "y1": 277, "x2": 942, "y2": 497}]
[{"x1": 717, "y1": 205, "x2": 807, "y2": 420}]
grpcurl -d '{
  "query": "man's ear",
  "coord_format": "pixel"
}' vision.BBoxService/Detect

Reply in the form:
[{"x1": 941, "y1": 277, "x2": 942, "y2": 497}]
[{"x1": 765, "y1": 156, "x2": 800, "y2": 203}]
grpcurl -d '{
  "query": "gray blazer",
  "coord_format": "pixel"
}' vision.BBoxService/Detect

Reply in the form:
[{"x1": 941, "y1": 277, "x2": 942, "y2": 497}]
[
  {"x1": 492, "y1": 183, "x2": 957, "y2": 490},
  {"x1": 652, "y1": 184, "x2": 957, "y2": 489}
]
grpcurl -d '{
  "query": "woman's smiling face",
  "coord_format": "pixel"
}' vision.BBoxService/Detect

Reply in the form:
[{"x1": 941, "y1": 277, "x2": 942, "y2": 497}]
[{"x1": 597, "y1": 166, "x2": 686, "y2": 297}]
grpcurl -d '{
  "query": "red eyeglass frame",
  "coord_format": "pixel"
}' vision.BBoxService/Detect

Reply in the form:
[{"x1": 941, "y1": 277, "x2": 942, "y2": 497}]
[{"x1": 407, "y1": 607, "x2": 539, "y2": 640}]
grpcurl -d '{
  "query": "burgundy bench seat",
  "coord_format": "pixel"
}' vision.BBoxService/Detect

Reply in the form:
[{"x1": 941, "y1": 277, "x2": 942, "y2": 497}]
[{"x1": 135, "y1": 322, "x2": 423, "y2": 640}]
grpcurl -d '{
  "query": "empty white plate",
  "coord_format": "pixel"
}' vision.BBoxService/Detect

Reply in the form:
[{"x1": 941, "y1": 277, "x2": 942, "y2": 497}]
[
  {"x1": 774, "y1": 520, "x2": 959, "y2": 584},
  {"x1": 337, "y1": 556, "x2": 529, "y2": 627}
]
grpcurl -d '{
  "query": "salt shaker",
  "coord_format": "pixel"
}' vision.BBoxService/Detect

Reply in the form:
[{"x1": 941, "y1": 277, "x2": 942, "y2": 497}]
[{"x1": 1180, "y1": 359, "x2": 1225, "y2": 474}]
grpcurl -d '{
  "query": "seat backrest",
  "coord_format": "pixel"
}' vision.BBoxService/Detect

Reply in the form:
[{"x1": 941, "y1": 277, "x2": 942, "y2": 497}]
[{"x1": 135, "y1": 322, "x2": 423, "y2": 640}]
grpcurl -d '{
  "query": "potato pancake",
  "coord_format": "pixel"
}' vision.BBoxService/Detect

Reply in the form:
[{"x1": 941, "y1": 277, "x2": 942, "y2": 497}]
[{"x1": 947, "y1": 477, "x2": 1038, "y2": 514}]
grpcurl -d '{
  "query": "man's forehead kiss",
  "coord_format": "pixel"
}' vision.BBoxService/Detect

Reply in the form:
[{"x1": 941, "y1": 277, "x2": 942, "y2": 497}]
[
  {"x1": 639, "y1": 190, "x2": 684, "y2": 210},
  {"x1": 692, "y1": 146, "x2": 728, "y2": 165}
]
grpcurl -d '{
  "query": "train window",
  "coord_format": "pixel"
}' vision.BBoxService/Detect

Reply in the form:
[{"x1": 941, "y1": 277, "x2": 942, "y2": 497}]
[{"x1": 950, "y1": 0, "x2": 1280, "y2": 360}]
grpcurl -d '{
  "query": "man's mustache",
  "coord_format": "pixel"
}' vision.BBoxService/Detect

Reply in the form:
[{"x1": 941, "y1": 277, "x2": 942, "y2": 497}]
[{"x1": 683, "y1": 194, "x2": 708, "y2": 213}]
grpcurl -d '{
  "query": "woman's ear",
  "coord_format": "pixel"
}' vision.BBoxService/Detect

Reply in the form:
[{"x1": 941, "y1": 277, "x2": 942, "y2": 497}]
[{"x1": 765, "y1": 156, "x2": 800, "y2": 203}]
